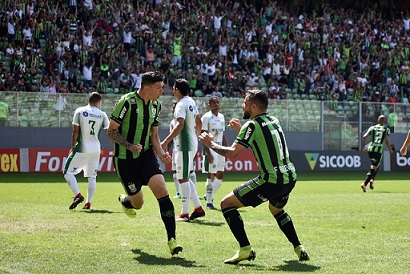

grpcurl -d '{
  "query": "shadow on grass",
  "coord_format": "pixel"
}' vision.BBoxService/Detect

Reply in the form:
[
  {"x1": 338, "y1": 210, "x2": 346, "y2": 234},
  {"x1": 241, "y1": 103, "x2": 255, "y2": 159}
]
[
  {"x1": 187, "y1": 219, "x2": 225, "y2": 227},
  {"x1": 276, "y1": 260, "x2": 320, "y2": 272},
  {"x1": 372, "y1": 191, "x2": 408, "y2": 194},
  {"x1": 238, "y1": 260, "x2": 320, "y2": 272},
  {"x1": 82, "y1": 209, "x2": 117, "y2": 214},
  {"x1": 131, "y1": 248, "x2": 203, "y2": 268}
]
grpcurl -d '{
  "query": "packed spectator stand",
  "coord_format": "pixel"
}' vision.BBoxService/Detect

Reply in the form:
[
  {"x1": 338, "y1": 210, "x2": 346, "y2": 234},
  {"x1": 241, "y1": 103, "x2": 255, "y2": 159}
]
[{"x1": 1, "y1": 0, "x2": 410, "y2": 136}]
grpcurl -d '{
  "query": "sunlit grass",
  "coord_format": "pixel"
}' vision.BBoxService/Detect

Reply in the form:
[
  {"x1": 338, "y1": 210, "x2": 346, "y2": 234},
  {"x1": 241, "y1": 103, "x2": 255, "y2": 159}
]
[{"x1": 0, "y1": 172, "x2": 409, "y2": 273}]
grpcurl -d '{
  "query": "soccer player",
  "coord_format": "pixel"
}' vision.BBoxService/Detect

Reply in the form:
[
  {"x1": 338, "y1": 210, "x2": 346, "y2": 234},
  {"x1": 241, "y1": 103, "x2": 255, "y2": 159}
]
[
  {"x1": 161, "y1": 78, "x2": 205, "y2": 222},
  {"x1": 169, "y1": 101, "x2": 181, "y2": 199},
  {"x1": 199, "y1": 90, "x2": 309, "y2": 264},
  {"x1": 361, "y1": 115, "x2": 394, "y2": 192},
  {"x1": 107, "y1": 71, "x2": 183, "y2": 255},
  {"x1": 399, "y1": 130, "x2": 410, "y2": 156},
  {"x1": 201, "y1": 96, "x2": 228, "y2": 210},
  {"x1": 64, "y1": 92, "x2": 109, "y2": 210}
]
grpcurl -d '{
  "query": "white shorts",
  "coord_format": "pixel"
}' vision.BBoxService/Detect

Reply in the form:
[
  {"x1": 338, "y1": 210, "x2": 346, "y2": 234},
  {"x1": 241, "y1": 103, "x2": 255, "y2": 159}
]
[
  {"x1": 171, "y1": 149, "x2": 177, "y2": 171},
  {"x1": 63, "y1": 151, "x2": 100, "y2": 178},
  {"x1": 174, "y1": 150, "x2": 196, "y2": 180},
  {"x1": 202, "y1": 149, "x2": 225, "y2": 173}
]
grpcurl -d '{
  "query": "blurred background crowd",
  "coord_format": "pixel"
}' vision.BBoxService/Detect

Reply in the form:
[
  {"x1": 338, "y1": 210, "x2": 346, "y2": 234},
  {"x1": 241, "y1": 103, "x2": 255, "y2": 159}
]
[{"x1": 1, "y1": 0, "x2": 410, "y2": 106}]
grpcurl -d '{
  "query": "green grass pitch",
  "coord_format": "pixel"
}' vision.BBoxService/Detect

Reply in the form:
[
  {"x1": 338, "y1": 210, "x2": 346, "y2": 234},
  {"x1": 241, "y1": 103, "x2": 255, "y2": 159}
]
[{"x1": 0, "y1": 171, "x2": 409, "y2": 274}]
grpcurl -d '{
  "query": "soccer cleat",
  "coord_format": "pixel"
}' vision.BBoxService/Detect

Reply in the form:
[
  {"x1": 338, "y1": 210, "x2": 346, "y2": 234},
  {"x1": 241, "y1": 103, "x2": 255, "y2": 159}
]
[
  {"x1": 173, "y1": 193, "x2": 181, "y2": 199},
  {"x1": 69, "y1": 194, "x2": 84, "y2": 210},
  {"x1": 168, "y1": 238, "x2": 183, "y2": 255},
  {"x1": 294, "y1": 245, "x2": 310, "y2": 261},
  {"x1": 189, "y1": 207, "x2": 205, "y2": 220},
  {"x1": 369, "y1": 179, "x2": 374, "y2": 190},
  {"x1": 118, "y1": 194, "x2": 136, "y2": 218},
  {"x1": 360, "y1": 183, "x2": 367, "y2": 192},
  {"x1": 82, "y1": 202, "x2": 91, "y2": 210},
  {"x1": 206, "y1": 203, "x2": 217, "y2": 210},
  {"x1": 224, "y1": 246, "x2": 256, "y2": 264},
  {"x1": 176, "y1": 213, "x2": 190, "y2": 222}
]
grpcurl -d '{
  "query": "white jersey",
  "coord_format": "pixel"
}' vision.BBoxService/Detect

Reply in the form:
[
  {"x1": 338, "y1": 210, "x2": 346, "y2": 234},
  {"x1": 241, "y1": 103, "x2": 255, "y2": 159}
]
[
  {"x1": 174, "y1": 96, "x2": 198, "y2": 152},
  {"x1": 169, "y1": 118, "x2": 177, "y2": 171},
  {"x1": 201, "y1": 111, "x2": 225, "y2": 145},
  {"x1": 72, "y1": 105, "x2": 109, "y2": 153}
]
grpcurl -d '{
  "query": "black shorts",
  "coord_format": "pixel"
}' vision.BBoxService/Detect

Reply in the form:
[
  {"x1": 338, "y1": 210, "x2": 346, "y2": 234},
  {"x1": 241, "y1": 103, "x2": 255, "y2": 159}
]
[
  {"x1": 368, "y1": 151, "x2": 382, "y2": 167},
  {"x1": 233, "y1": 175, "x2": 296, "y2": 208},
  {"x1": 114, "y1": 148, "x2": 163, "y2": 195}
]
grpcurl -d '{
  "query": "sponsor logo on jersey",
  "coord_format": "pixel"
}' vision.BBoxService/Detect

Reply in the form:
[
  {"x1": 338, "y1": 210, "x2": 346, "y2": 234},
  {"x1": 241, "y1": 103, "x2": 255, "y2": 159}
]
[
  {"x1": 119, "y1": 106, "x2": 127, "y2": 119},
  {"x1": 244, "y1": 127, "x2": 252, "y2": 140},
  {"x1": 82, "y1": 111, "x2": 89, "y2": 117}
]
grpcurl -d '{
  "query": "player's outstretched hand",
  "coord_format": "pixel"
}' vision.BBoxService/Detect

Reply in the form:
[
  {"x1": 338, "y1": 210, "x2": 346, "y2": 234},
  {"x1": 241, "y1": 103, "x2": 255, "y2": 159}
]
[
  {"x1": 199, "y1": 132, "x2": 214, "y2": 148},
  {"x1": 228, "y1": 118, "x2": 242, "y2": 132},
  {"x1": 129, "y1": 144, "x2": 142, "y2": 154},
  {"x1": 159, "y1": 152, "x2": 172, "y2": 164}
]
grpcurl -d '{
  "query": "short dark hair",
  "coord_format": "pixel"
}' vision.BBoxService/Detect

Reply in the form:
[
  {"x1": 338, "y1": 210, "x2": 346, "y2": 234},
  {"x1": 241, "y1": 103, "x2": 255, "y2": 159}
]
[
  {"x1": 247, "y1": 90, "x2": 268, "y2": 111},
  {"x1": 208, "y1": 96, "x2": 219, "y2": 104},
  {"x1": 174, "y1": 78, "x2": 190, "y2": 96},
  {"x1": 89, "y1": 92, "x2": 102, "y2": 104},
  {"x1": 141, "y1": 71, "x2": 163, "y2": 88}
]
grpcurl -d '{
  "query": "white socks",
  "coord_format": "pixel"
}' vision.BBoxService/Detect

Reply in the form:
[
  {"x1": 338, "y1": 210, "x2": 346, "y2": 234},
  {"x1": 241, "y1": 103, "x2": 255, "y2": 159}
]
[
  {"x1": 87, "y1": 177, "x2": 96, "y2": 203},
  {"x1": 180, "y1": 179, "x2": 202, "y2": 214},
  {"x1": 189, "y1": 171, "x2": 197, "y2": 186},
  {"x1": 173, "y1": 172, "x2": 180, "y2": 194},
  {"x1": 65, "y1": 173, "x2": 97, "y2": 204},
  {"x1": 205, "y1": 178, "x2": 214, "y2": 203},
  {"x1": 213, "y1": 178, "x2": 222, "y2": 196},
  {"x1": 190, "y1": 179, "x2": 201, "y2": 209},
  {"x1": 180, "y1": 181, "x2": 191, "y2": 214},
  {"x1": 64, "y1": 173, "x2": 79, "y2": 195}
]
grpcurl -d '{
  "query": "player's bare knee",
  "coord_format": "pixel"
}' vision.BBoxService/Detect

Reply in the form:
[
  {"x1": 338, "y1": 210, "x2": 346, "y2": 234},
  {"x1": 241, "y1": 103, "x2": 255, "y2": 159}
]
[
  {"x1": 131, "y1": 200, "x2": 144, "y2": 210},
  {"x1": 220, "y1": 195, "x2": 235, "y2": 209},
  {"x1": 129, "y1": 194, "x2": 144, "y2": 209}
]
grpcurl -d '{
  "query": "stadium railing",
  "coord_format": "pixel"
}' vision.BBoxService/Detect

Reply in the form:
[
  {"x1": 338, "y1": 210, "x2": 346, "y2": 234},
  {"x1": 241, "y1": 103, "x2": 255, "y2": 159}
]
[{"x1": 2, "y1": 92, "x2": 409, "y2": 151}]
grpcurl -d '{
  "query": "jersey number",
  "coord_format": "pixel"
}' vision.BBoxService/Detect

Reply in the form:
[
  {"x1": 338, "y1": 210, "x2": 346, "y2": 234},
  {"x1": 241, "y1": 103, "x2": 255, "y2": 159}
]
[
  {"x1": 272, "y1": 127, "x2": 289, "y2": 160},
  {"x1": 374, "y1": 130, "x2": 384, "y2": 144},
  {"x1": 89, "y1": 120, "x2": 96, "y2": 135}
]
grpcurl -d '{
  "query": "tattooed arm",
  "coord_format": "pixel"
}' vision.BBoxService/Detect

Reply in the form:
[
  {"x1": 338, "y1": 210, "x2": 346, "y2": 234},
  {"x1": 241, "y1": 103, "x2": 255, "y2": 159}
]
[{"x1": 107, "y1": 120, "x2": 142, "y2": 154}]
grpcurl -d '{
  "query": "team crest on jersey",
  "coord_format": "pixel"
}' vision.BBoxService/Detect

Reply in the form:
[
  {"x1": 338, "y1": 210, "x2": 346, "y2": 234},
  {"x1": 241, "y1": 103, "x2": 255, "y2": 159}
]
[{"x1": 82, "y1": 111, "x2": 89, "y2": 117}]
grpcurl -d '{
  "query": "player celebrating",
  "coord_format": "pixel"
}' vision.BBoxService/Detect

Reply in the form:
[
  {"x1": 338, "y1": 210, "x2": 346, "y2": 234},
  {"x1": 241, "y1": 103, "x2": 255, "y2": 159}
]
[
  {"x1": 361, "y1": 115, "x2": 394, "y2": 192},
  {"x1": 199, "y1": 90, "x2": 309, "y2": 264},
  {"x1": 107, "y1": 71, "x2": 182, "y2": 255}
]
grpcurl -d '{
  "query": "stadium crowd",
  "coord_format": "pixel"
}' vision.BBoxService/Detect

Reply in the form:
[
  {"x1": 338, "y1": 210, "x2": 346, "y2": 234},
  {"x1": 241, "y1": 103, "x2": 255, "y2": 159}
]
[{"x1": 1, "y1": 0, "x2": 410, "y2": 105}]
